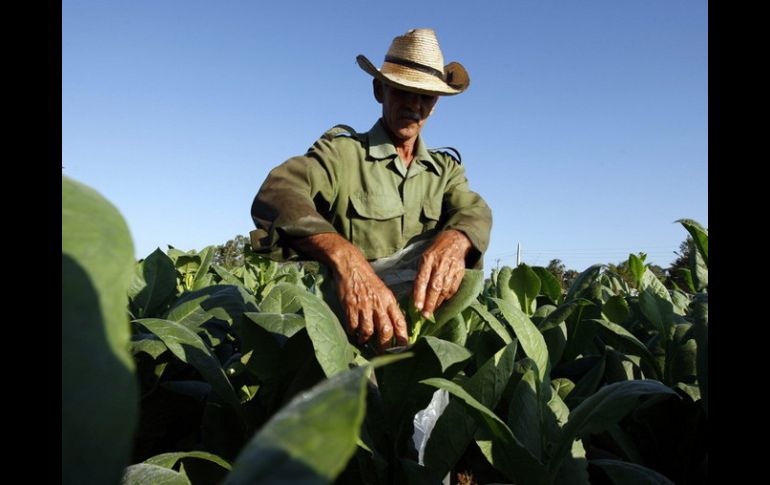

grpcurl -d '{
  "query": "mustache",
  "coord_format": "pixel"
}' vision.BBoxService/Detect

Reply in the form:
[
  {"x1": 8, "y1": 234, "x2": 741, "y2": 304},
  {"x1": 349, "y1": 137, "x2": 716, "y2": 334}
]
[{"x1": 399, "y1": 109, "x2": 421, "y2": 122}]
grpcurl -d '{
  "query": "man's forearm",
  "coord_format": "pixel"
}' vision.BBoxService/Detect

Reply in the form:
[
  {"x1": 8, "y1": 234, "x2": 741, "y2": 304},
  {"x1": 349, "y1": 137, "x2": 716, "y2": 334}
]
[{"x1": 288, "y1": 232, "x2": 368, "y2": 275}]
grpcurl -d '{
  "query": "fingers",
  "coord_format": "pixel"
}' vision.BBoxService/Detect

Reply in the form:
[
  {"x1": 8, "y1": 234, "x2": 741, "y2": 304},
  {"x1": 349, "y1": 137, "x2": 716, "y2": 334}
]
[
  {"x1": 388, "y1": 304, "x2": 409, "y2": 347},
  {"x1": 375, "y1": 307, "x2": 394, "y2": 353},
  {"x1": 413, "y1": 255, "x2": 432, "y2": 314},
  {"x1": 419, "y1": 260, "x2": 465, "y2": 317},
  {"x1": 357, "y1": 306, "x2": 374, "y2": 345}
]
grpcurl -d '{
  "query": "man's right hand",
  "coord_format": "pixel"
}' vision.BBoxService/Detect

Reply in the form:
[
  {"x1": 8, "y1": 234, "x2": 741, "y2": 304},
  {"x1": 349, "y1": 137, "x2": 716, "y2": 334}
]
[{"x1": 291, "y1": 233, "x2": 408, "y2": 352}]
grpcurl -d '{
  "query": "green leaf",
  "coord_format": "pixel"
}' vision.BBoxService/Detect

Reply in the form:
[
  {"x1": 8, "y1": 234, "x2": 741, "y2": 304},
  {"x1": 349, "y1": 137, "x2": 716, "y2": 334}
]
[
  {"x1": 552, "y1": 378, "x2": 575, "y2": 400},
  {"x1": 144, "y1": 452, "x2": 231, "y2": 471},
  {"x1": 691, "y1": 248, "x2": 708, "y2": 291},
  {"x1": 639, "y1": 289, "x2": 674, "y2": 341},
  {"x1": 378, "y1": 337, "x2": 471, "y2": 434},
  {"x1": 590, "y1": 459, "x2": 676, "y2": 484},
  {"x1": 260, "y1": 282, "x2": 305, "y2": 314},
  {"x1": 130, "y1": 335, "x2": 168, "y2": 359},
  {"x1": 469, "y1": 301, "x2": 512, "y2": 344},
  {"x1": 491, "y1": 297, "x2": 550, "y2": 381},
  {"x1": 539, "y1": 299, "x2": 593, "y2": 332},
  {"x1": 495, "y1": 266, "x2": 520, "y2": 310},
  {"x1": 135, "y1": 318, "x2": 246, "y2": 426},
  {"x1": 143, "y1": 451, "x2": 231, "y2": 484},
  {"x1": 299, "y1": 291, "x2": 356, "y2": 377},
  {"x1": 423, "y1": 342, "x2": 518, "y2": 477},
  {"x1": 166, "y1": 285, "x2": 252, "y2": 331},
  {"x1": 565, "y1": 354, "x2": 607, "y2": 409},
  {"x1": 192, "y1": 246, "x2": 216, "y2": 290},
  {"x1": 628, "y1": 254, "x2": 645, "y2": 288},
  {"x1": 550, "y1": 380, "x2": 678, "y2": 480},
  {"x1": 691, "y1": 293, "x2": 708, "y2": 415},
  {"x1": 223, "y1": 366, "x2": 371, "y2": 485},
  {"x1": 532, "y1": 266, "x2": 563, "y2": 304},
  {"x1": 121, "y1": 463, "x2": 191, "y2": 485},
  {"x1": 509, "y1": 264, "x2": 541, "y2": 315},
  {"x1": 602, "y1": 295, "x2": 630, "y2": 325},
  {"x1": 434, "y1": 269, "x2": 484, "y2": 326},
  {"x1": 128, "y1": 248, "x2": 177, "y2": 318},
  {"x1": 244, "y1": 312, "x2": 306, "y2": 343},
  {"x1": 639, "y1": 268, "x2": 671, "y2": 303},
  {"x1": 566, "y1": 264, "x2": 603, "y2": 301},
  {"x1": 62, "y1": 176, "x2": 138, "y2": 485},
  {"x1": 587, "y1": 319, "x2": 662, "y2": 379},
  {"x1": 420, "y1": 378, "x2": 547, "y2": 485},
  {"x1": 670, "y1": 290, "x2": 690, "y2": 317},
  {"x1": 507, "y1": 362, "x2": 542, "y2": 460},
  {"x1": 676, "y1": 219, "x2": 708, "y2": 267}
]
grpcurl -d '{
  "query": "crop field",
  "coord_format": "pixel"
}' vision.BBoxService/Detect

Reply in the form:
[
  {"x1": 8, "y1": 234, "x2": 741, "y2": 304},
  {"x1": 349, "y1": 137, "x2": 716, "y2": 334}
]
[{"x1": 63, "y1": 176, "x2": 708, "y2": 484}]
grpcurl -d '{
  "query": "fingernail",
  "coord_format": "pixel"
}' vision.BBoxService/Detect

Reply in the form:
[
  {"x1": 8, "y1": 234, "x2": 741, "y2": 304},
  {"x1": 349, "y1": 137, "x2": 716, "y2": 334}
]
[
  {"x1": 415, "y1": 301, "x2": 423, "y2": 310},
  {"x1": 422, "y1": 311, "x2": 431, "y2": 318}
]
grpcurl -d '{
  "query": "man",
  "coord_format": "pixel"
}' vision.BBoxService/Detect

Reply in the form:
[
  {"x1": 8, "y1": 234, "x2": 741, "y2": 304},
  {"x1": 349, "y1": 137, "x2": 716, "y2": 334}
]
[{"x1": 250, "y1": 28, "x2": 492, "y2": 352}]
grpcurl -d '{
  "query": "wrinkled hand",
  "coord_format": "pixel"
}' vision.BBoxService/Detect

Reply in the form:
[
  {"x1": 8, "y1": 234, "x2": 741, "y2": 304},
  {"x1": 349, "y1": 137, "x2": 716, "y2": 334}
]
[
  {"x1": 334, "y1": 260, "x2": 409, "y2": 352},
  {"x1": 290, "y1": 233, "x2": 408, "y2": 353},
  {"x1": 413, "y1": 230, "x2": 472, "y2": 318}
]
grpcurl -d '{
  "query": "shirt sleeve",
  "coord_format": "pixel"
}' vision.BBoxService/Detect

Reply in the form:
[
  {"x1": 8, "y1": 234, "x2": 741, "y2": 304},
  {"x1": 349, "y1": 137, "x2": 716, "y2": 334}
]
[
  {"x1": 250, "y1": 135, "x2": 340, "y2": 260},
  {"x1": 440, "y1": 159, "x2": 493, "y2": 269}
]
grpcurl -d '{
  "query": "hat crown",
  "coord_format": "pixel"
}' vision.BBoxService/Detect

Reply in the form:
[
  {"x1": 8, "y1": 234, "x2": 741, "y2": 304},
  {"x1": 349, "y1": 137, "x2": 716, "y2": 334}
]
[{"x1": 385, "y1": 28, "x2": 445, "y2": 73}]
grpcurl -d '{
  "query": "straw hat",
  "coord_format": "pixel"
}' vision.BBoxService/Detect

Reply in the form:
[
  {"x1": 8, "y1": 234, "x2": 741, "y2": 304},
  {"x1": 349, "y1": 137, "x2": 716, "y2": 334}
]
[{"x1": 356, "y1": 28, "x2": 470, "y2": 96}]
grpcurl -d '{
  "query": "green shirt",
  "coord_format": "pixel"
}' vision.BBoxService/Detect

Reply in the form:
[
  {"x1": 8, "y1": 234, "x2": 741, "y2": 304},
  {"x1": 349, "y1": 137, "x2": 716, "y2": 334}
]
[{"x1": 250, "y1": 119, "x2": 492, "y2": 269}]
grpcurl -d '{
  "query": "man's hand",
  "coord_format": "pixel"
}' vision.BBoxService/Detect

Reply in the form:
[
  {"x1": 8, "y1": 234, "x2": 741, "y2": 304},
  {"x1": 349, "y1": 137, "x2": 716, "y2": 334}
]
[
  {"x1": 413, "y1": 230, "x2": 472, "y2": 318},
  {"x1": 291, "y1": 233, "x2": 408, "y2": 352}
]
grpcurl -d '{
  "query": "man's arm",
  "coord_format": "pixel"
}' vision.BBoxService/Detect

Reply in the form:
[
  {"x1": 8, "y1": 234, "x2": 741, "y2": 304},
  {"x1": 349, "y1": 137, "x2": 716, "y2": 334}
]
[
  {"x1": 413, "y1": 156, "x2": 492, "y2": 318},
  {"x1": 290, "y1": 233, "x2": 409, "y2": 352}
]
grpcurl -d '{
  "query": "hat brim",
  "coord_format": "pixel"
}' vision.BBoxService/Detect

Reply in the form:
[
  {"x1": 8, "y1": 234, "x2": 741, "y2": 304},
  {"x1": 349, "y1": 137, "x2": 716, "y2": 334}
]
[{"x1": 356, "y1": 55, "x2": 469, "y2": 96}]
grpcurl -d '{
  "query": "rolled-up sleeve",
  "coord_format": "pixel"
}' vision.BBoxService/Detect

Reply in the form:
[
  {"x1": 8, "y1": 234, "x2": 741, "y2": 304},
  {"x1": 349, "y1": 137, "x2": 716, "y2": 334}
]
[
  {"x1": 441, "y1": 162, "x2": 493, "y2": 269},
  {"x1": 250, "y1": 137, "x2": 339, "y2": 259}
]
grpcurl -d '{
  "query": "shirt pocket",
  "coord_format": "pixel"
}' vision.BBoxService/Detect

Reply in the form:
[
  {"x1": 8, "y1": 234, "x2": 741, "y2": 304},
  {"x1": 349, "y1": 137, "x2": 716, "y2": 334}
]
[
  {"x1": 420, "y1": 197, "x2": 442, "y2": 232},
  {"x1": 349, "y1": 191, "x2": 405, "y2": 258}
]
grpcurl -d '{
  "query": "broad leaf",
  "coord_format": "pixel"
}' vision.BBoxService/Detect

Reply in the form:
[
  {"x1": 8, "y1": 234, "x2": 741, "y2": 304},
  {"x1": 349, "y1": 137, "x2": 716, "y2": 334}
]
[
  {"x1": 120, "y1": 463, "x2": 190, "y2": 485},
  {"x1": 509, "y1": 264, "x2": 541, "y2": 315},
  {"x1": 299, "y1": 291, "x2": 355, "y2": 377},
  {"x1": 469, "y1": 301, "x2": 512, "y2": 344},
  {"x1": 434, "y1": 269, "x2": 484, "y2": 326},
  {"x1": 491, "y1": 298, "x2": 550, "y2": 381},
  {"x1": 135, "y1": 318, "x2": 246, "y2": 426},
  {"x1": 532, "y1": 266, "x2": 563, "y2": 304},
  {"x1": 691, "y1": 293, "x2": 708, "y2": 415},
  {"x1": 566, "y1": 264, "x2": 603, "y2": 301},
  {"x1": 62, "y1": 176, "x2": 138, "y2": 485},
  {"x1": 677, "y1": 219, "x2": 708, "y2": 267},
  {"x1": 223, "y1": 366, "x2": 371, "y2": 485},
  {"x1": 421, "y1": 378, "x2": 547, "y2": 485},
  {"x1": 128, "y1": 248, "x2": 177, "y2": 318},
  {"x1": 590, "y1": 459, "x2": 676, "y2": 484},
  {"x1": 550, "y1": 380, "x2": 677, "y2": 479},
  {"x1": 423, "y1": 342, "x2": 518, "y2": 476}
]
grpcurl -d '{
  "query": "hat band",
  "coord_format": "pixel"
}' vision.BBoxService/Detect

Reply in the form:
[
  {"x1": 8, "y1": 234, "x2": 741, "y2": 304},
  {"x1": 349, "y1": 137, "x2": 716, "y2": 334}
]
[{"x1": 384, "y1": 55, "x2": 445, "y2": 82}]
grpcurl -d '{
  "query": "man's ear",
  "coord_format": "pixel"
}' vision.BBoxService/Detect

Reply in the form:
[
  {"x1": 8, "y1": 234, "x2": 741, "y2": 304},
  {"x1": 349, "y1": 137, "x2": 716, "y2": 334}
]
[{"x1": 373, "y1": 79, "x2": 384, "y2": 103}]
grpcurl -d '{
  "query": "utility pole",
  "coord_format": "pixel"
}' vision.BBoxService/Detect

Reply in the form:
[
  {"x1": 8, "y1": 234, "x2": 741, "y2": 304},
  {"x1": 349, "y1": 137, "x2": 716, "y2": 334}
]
[{"x1": 516, "y1": 243, "x2": 521, "y2": 266}]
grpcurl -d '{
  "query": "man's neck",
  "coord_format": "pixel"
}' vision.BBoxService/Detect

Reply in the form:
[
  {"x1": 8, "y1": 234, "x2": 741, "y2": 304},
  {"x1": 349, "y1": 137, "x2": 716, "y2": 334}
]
[{"x1": 381, "y1": 121, "x2": 419, "y2": 166}]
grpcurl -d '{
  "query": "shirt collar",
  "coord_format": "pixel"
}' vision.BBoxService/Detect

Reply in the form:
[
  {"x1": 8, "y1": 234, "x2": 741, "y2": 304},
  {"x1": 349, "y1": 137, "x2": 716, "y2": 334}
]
[{"x1": 366, "y1": 119, "x2": 442, "y2": 175}]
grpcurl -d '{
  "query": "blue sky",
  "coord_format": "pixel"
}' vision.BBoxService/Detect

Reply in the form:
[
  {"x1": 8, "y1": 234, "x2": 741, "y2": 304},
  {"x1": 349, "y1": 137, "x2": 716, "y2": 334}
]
[{"x1": 62, "y1": 0, "x2": 708, "y2": 274}]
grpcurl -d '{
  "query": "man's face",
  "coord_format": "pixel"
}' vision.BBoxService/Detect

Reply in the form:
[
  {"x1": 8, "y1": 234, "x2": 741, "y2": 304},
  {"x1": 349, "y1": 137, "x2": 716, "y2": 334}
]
[{"x1": 374, "y1": 80, "x2": 439, "y2": 143}]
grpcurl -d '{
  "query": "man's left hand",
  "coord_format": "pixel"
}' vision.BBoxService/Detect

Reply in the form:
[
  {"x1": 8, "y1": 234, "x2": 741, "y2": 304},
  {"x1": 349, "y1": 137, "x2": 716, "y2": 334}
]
[{"x1": 413, "y1": 230, "x2": 472, "y2": 318}]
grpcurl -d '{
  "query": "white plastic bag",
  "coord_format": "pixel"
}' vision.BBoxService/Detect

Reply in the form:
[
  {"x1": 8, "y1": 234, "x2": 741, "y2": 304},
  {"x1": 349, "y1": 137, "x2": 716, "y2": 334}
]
[{"x1": 412, "y1": 388, "x2": 450, "y2": 465}]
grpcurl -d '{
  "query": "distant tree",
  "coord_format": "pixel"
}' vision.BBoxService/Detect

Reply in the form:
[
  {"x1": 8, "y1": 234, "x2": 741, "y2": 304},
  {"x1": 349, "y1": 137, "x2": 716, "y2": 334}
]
[
  {"x1": 214, "y1": 235, "x2": 249, "y2": 268},
  {"x1": 666, "y1": 237, "x2": 695, "y2": 290},
  {"x1": 563, "y1": 269, "x2": 580, "y2": 291},
  {"x1": 545, "y1": 258, "x2": 580, "y2": 292}
]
